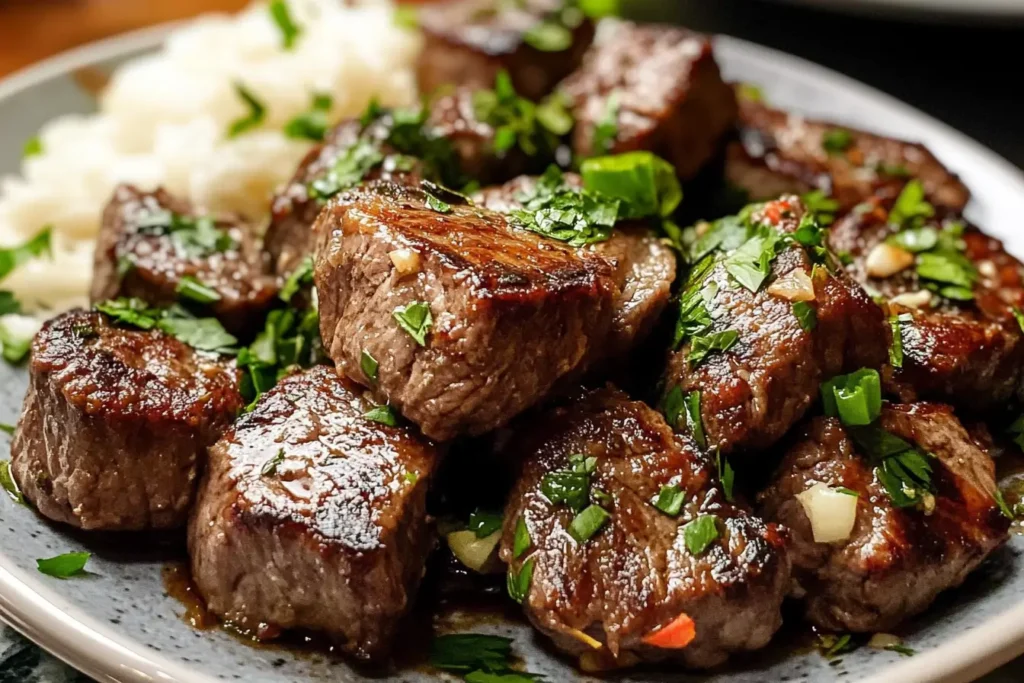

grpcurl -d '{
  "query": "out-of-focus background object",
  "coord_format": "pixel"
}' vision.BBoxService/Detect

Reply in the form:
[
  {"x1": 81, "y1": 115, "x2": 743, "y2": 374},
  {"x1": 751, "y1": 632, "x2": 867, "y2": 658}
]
[{"x1": 766, "y1": 0, "x2": 1024, "y2": 20}]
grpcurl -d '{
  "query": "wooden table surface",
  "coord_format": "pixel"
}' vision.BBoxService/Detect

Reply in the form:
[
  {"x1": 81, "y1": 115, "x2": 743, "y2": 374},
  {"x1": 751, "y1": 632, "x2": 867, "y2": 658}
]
[{"x1": 0, "y1": 0, "x2": 249, "y2": 77}]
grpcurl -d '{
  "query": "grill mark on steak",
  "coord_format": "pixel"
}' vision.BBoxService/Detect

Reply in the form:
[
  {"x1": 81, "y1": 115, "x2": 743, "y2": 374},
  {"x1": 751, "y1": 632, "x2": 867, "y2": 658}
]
[
  {"x1": 758, "y1": 403, "x2": 1009, "y2": 632},
  {"x1": 416, "y1": 0, "x2": 594, "y2": 101},
  {"x1": 91, "y1": 184, "x2": 278, "y2": 335},
  {"x1": 664, "y1": 196, "x2": 886, "y2": 454},
  {"x1": 498, "y1": 386, "x2": 790, "y2": 670},
  {"x1": 726, "y1": 92, "x2": 970, "y2": 213},
  {"x1": 828, "y1": 195, "x2": 1024, "y2": 411},
  {"x1": 313, "y1": 180, "x2": 617, "y2": 440},
  {"x1": 475, "y1": 174, "x2": 677, "y2": 362},
  {"x1": 559, "y1": 22, "x2": 737, "y2": 180},
  {"x1": 11, "y1": 309, "x2": 243, "y2": 530},
  {"x1": 188, "y1": 365, "x2": 438, "y2": 661}
]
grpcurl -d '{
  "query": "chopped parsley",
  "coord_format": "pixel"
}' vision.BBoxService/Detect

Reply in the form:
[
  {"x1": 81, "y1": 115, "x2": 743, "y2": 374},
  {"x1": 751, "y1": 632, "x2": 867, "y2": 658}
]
[
  {"x1": 227, "y1": 82, "x2": 267, "y2": 138},
  {"x1": 308, "y1": 138, "x2": 384, "y2": 200},
  {"x1": 687, "y1": 329, "x2": 739, "y2": 367},
  {"x1": 0, "y1": 320, "x2": 31, "y2": 364},
  {"x1": 363, "y1": 404, "x2": 398, "y2": 427},
  {"x1": 682, "y1": 514, "x2": 719, "y2": 556},
  {"x1": 653, "y1": 484, "x2": 686, "y2": 517},
  {"x1": 360, "y1": 350, "x2": 379, "y2": 383},
  {"x1": 887, "y1": 226, "x2": 937, "y2": 253},
  {"x1": 822, "y1": 128, "x2": 854, "y2": 155},
  {"x1": 801, "y1": 189, "x2": 839, "y2": 226},
  {"x1": 0, "y1": 460, "x2": 24, "y2": 505},
  {"x1": 717, "y1": 449, "x2": 735, "y2": 502},
  {"x1": 569, "y1": 504, "x2": 610, "y2": 543},
  {"x1": 662, "y1": 385, "x2": 684, "y2": 429},
  {"x1": 506, "y1": 557, "x2": 535, "y2": 604},
  {"x1": 506, "y1": 166, "x2": 617, "y2": 246},
  {"x1": 268, "y1": 0, "x2": 302, "y2": 49},
  {"x1": 424, "y1": 191, "x2": 453, "y2": 214},
  {"x1": 284, "y1": 92, "x2": 332, "y2": 141},
  {"x1": 95, "y1": 298, "x2": 237, "y2": 354},
  {"x1": 176, "y1": 276, "x2": 221, "y2": 305},
  {"x1": 0, "y1": 226, "x2": 52, "y2": 281},
  {"x1": 430, "y1": 634, "x2": 514, "y2": 673},
  {"x1": 37, "y1": 552, "x2": 90, "y2": 579},
  {"x1": 134, "y1": 210, "x2": 235, "y2": 258},
  {"x1": 468, "y1": 509, "x2": 503, "y2": 538},
  {"x1": 0, "y1": 424, "x2": 12, "y2": 435},
  {"x1": 472, "y1": 70, "x2": 570, "y2": 159},
  {"x1": 261, "y1": 449, "x2": 285, "y2": 477},
  {"x1": 0, "y1": 291, "x2": 19, "y2": 317},
  {"x1": 683, "y1": 390, "x2": 706, "y2": 447},
  {"x1": 792, "y1": 301, "x2": 817, "y2": 331},
  {"x1": 888, "y1": 313, "x2": 912, "y2": 369},
  {"x1": 580, "y1": 151, "x2": 682, "y2": 219},
  {"x1": 523, "y1": 20, "x2": 573, "y2": 51},
  {"x1": 540, "y1": 454, "x2": 594, "y2": 512},
  {"x1": 818, "y1": 633, "x2": 857, "y2": 660},
  {"x1": 724, "y1": 228, "x2": 782, "y2": 292},
  {"x1": 591, "y1": 91, "x2": 620, "y2": 155},
  {"x1": 889, "y1": 180, "x2": 935, "y2": 227},
  {"x1": 236, "y1": 306, "x2": 324, "y2": 409},
  {"x1": 512, "y1": 517, "x2": 531, "y2": 559},
  {"x1": 279, "y1": 256, "x2": 313, "y2": 303},
  {"x1": 22, "y1": 136, "x2": 43, "y2": 159},
  {"x1": 393, "y1": 301, "x2": 433, "y2": 346}
]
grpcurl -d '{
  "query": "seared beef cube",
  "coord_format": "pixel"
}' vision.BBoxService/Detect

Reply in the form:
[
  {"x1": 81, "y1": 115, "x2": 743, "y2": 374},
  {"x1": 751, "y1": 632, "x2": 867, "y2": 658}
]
[
  {"x1": 11, "y1": 310, "x2": 242, "y2": 530},
  {"x1": 499, "y1": 386, "x2": 790, "y2": 670},
  {"x1": 92, "y1": 185, "x2": 278, "y2": 335},
  {"x1": 726, "y1": 93, "x2": 970, "y2": 212},
  {"x1": 664, "y1": 196, "x2": 886, "y2": 454},
  {"x1": 313, "y1": 181, "x2": 617, "y2": 441},
  {"x1": 265, "y1": 89, "x2": 539, "y2": 278},
  {"x1": 758, "y1": 403, "x2": 1009, "y2": 632},
  {"x1": 265, "y1": 117, "x2": 425, "y2": 277},
  {"x1": 417, "y1": 0, "x2": 595, "y2": 101},
  {"x1": 828, "y1": 192, "x2": 1024, "y2": 410},
  {"x1": 560, "y1": 22, "x2": 737, "y2": 180},
  {"x1": 476, "y1": 174, "x2": 677, "y2": 360},
  {"x1": 188, "y1": 366, "x2": 438, "y2": 660}
]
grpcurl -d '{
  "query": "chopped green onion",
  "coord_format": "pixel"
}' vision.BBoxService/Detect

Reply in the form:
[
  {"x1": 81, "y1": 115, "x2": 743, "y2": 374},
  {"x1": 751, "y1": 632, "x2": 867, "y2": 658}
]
[
  {"x1": 889, "y1": 180, "x2": 934, "y2": 227},
  {"x1": 513, "y1": 516, "x2": 531, "y2": 559},
  {"x1": 653, "y1": 484, "x2": 685, "y2": 517},
  {"x1": 360, "y1": 350, "x2": 379, "y2": 383},
  {"x1": 363, "y1": 404, "x2": 398, "y2": 426},
  {"x1": 887, "y1": 226, "x2": 937, "y2": 253},
  {"x1": 468, "y1": 509, "x2": 503, "y2": 538},
  {"x1": 268, "y1": 0, "x2": 302, "y2": 50},
  {"x1": 506, "y1": 557, "x2": 535, "y2": 604},
  {"x1": 176, "y1": 276, "x2": 221, "y2": 304},
  {"x1": 682, "y1": 514, "x2": 719, "y2": 556},
  {"x1": 37, "y1": 552, "x2": 90, "y2": 579},
  {"x1": 822, "y1": 129, "x2": 853, "y2": 155},
  {"x1": 580, "y1": 151, "x2": 682, "y2": 219},
  {"x1": 568, "y1": 504, "x2": 610, "y2": 543},
  {"x1": 0, "y1": 226, "x2": 52, "y2": 281},
  {"x1": 424, "y1": 192, "x2": 453, "y2": 214},
  {"x1": 820, "y1": 368, "x2": 882, "y2": 426},
  {"x1": 227, "y1": 82, "x2": 266, "y2": 138},
  {"x1": 889, "y1": 313, "x2": 911, "y2": 369}
]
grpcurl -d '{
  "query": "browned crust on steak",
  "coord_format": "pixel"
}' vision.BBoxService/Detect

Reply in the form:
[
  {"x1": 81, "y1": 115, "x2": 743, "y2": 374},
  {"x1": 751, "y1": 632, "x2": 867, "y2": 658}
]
[
  {"x1": 726, "y1": 93, "x2": 970, "y2": 212},
  {"x1": 11, "y1": 310, "x2": 242, "y2": 529},
  {"x1": 665, "y1": 196, "x2": 886, "y2": 454},
  {"x1": 91, "y1": 184, "x2": 278, "y2": 335},
  {"x1": 758, "y1": 404, "x2": 1009, "y2": 632},
  {"x1": 416, "y1": 0, "x2": 594, "y2": 101},
  {"x1": 188, "y1": 366, "x2": 438, "y2": 660},
  {"x1": 313, "y1": 181, "x2": 617, "y2": 440},
  {"x1": 499, "y1": 386, "x2": 790, "y2": 670},
  {"x1": 828, "y1": 195, "x2": 1024, "y2": 410},
  {"x1": 560, "y1": 22, "x2": 737, "y2": 180}
]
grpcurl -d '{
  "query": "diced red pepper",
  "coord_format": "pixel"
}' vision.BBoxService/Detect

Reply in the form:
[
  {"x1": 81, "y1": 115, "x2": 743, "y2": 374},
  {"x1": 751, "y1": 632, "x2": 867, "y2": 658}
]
[{"x1": 641, "y1": 612, "x2": 696, "y2": 649}]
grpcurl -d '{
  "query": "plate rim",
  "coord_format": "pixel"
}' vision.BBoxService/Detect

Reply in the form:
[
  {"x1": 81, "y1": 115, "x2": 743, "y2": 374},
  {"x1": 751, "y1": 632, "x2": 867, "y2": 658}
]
[{"x1": 0, "y1": 20, "x2": 1023, "y2": 683}]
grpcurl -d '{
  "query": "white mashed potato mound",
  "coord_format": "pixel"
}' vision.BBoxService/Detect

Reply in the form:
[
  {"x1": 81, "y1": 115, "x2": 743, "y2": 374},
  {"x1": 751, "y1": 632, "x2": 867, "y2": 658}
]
[{"x1": 0, "y1": 0, "x2": 421, "y2": 318}]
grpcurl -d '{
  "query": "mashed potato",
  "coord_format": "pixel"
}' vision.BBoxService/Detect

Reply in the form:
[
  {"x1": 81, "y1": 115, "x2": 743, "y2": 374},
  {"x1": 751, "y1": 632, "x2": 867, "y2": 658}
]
[{"x1": 0, "y1": 0, "x2": 421, "y2": 316}]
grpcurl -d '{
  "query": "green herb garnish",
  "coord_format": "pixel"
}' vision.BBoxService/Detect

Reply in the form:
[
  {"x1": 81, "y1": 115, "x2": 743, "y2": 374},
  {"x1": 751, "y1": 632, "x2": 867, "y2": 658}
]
[
  {"x1": 279, "y1": 256, "x2": 313, "y2": 303},
  {"x1": 37, "y1": 552, "x2": 90, "y2": 579},
  {"x1": 227, "y1": 82, "x2": 266, "y2": 138},
  {"x1": 424, "y1": 192, "x2": 453, "y2": 214},
  {"x1": 580, "y1": 151, "x2": 682, "y2": 219},
  {"x1": 430, "y1": 634, "x2": 514, "y2": 673},
  {"x1": 0, "y1": 460, "x2": 24, "y2": 505},
  {"x1": 176, "y1": 276, "x2": 221, "y2": 304},
  {"x1": 363, "y1": 404, "x2": 399, "y2": 426},
  {"x1": 284, "y1": 92, "x2": 332, "y2": 141},
  {"x1": 512, "y1": 516, "x2": 531, "y2": 559},
  {"x1": 156, "y1": 317, "x2": 237, "y2": 353},
  {"x1": 653, "y1": 484, "x2": 685, "y2": 517},
  {"x1": 472, "y1": 70, "x2": 569, "y2": 159},
  {"x1": 687, "y1": 329, "x2": 739, "y2": 367},
  {"x1": 360, "y1": 350, "x2": 379, "y2": 383},
  {"x1": 683, "y1": 514, "x2": 719, "y2": 556},
  {"x1": 261, "y1": 449, "x2": 285, "y2": 477},
  {"x1": 591, "y1": 91, "x2": 619, "y2": 156},
  {"x1": 889, "y1": 313, "x2": 911, "y2": 369},
  {"x1": 135, "y1": 210, "x2": 235, "y2": 258},
  {"x1": 22, "y1": 136, "x2": 43, "y2": 159},
  {"x1": 268, "y1": 0, "x2": 302, "y2": 49},
  {"x1": 0, "y1": 226, "x2": 52, "y2": 280},
  {"x1": 820, "y1": 368, "x2": 882, "y2": 426},
  {"x1": 506, "y1": 557, "x2": 535, "y2": 604},
  {"x1": 568, "y1": 504, "x2": 610, "y2": 543},
  {"x1": 308, "y1": 138, "x2": 384, "y2": 200},
  {"x1": 792, "y1": 301, "x2": 817, "y2": 331},
  {"x1": 468, "y1": 509, "x2": 503, "y2": 538},
  {"x1": 507, "y1": 166, "x2": 619, "y2": 247},
  {"x1": 662, "y1": 385, "x2": 684, "y2": 429},
  {"x1": 717, "y1": 449, "x2": 735, "y2": 502},
  {"x1": 523, "y1": 20, "x2": 573, "y2": 51},
  {"x1": 822, "y1": 128, "x2": 853, "y2": 155},
  {"x1": 393, "y1": 301, "x2": 433, "y2": 346}
]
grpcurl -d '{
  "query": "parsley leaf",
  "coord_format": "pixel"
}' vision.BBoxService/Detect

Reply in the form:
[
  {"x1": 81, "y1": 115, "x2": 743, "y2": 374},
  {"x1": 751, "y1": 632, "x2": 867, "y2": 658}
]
[
  {"x1": 284, "y1": 92, "x2": 332, "y2": 141},
  {"x1": 540, "y1": 470, "x2": 590, "y2": 512},
  {"x1": 156, "y1": 316, "x2": 237, "y2": 353},
  {"x1": 662, "y1": 385, "x2": 685, "y2": 429},
  {"x1": 360, "y1": 350, "x2": 379, "y2": 383},
  {"x1": 37, "y1": 552, "x2": 90, "y2": 579},
  {"x1": 717, "y1": 449, "x2": 735, "y2": 502},
  {"x1": 268, "y1": 0, "x2": 302, "y2": 50},
  {"x1": 591, "y1": 91, "x2": 619, "y2": 155},
  {"x1": 687, "y1": 330, "x2": 739, "y2": 367},
  {"x1": 472, "y1": 71, "x2": 570, "y2": 159},
  {"x1": 512, "y1": 516, "x2": 531, "y2": 559},
  {"x1": 724, "y1": 228, "x2": 781, "y2": 292},
  {"x1": 176, "y1": 276, "x2": 221, "y2": 304},
  {"x1": 393, "y1": 301, "x2": 432, "y2": 346},
  {"x1": 308, "y1": 138, "x2": 385, "y2": 200},
  {"x1": 363, "y1": 404, "x2": 399, "y2": 427},
  {"x1": 653, "y1": 484, "x2": 685, "y2": 517},
  {"x1": 792, "y1": 301, "x2": 817, "y2": 331},
  {"x1": 227, "y1": 82, "x2": 266, "y2": 138},
  {"x1": 468, "y1": 509, "x2": 503, "y2": 538},
  {"x1": 580, "y1": 151, "x2": 682, "y2": 219},
  {"x1": 568, "y1": 504, "x2": 610, "y2": 543},
  {"x1": 430, "y1": 634, "x2": 513, "y2": 673},
  {"x1": 508, "y1": 166, "x2": 619, "y2": 247},
  {"x1": 889, "y1": 179, "x2": 935, "y2": 227},
  {"x1": 0, "y1": 226, "x2": 52, "y2": 280},
  {"x1": 506, "y1": 557, "x2": 535, "y2": 604},
  {"x1": 280, "y1": 256, "x2": 313, "y2": 303},
  {"x1": 0, "y1": 460, "x2": 24, "y2": 505},
  {"x1": 683, "y1": 514, "x2": 719, "y2": 556}
]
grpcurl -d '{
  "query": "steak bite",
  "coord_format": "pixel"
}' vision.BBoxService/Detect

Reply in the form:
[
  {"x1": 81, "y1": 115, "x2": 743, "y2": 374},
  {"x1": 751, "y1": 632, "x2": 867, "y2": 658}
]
[
  {"x1": 11, "y1": 309, "x2": 243, "y2": 530},
  {"x1": 758, "y1": 403, "x2": 1009, "y2": 632},
  {"x1": 416, "y1": 0, "x2": 595, "y2": 101},
  {"x1": 560, "y1": 22, "x2": 737, "y2": 180},
  {"x1": 475, "y1": 173, "x2": 678, "y2": 359},
  {"x1": 726, "y1": 93, "x2": 970, "y2": 212},
  {"x1": 313, "y1": 180, "x2": 617, "y2": 441},
  {"x1": 92, "y1": 184, "x2": 278, "y2": 335},
  {"x1": 499, "y1": 386, "x2": 790, "y2": 670},
  {"x1": 828, "y1": 186, "x2": 1024, "y2": 411},
  {"x1": 188, "y1": 366, "x2": 438, "y2": 661},
  {"x1": 664, "y1": 196, "x2": 886, "y2": 455}
]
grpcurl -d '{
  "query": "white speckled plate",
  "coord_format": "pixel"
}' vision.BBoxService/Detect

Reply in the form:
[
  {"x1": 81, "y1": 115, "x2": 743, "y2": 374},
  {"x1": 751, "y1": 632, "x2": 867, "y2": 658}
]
[{"x1": 2, "y1": 21, "x2": 1024, "y2": 683}]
